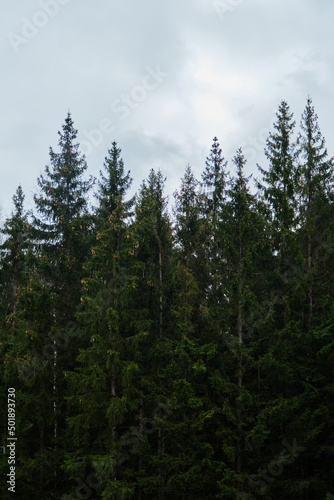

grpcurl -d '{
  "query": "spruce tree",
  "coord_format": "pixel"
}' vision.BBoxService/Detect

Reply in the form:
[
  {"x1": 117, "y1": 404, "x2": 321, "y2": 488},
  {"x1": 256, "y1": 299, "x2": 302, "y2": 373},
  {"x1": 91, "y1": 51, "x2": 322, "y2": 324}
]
[
  {"x1": 19, "y1": 111, "x2": 94, "y2": 496},
  {"x1": 173, "y1": 164, "x2": 208, "y2": 300},
  {"x1": 215, "y1": 149, "x2": 272, "y2": 497},
  {"x1": 272, "y1": 98, "x2": 334, "y2": 498},
  {"x1": 0, "y1": 187, "x2": 39, "y2": 499},
  {"x1": 0, "y1": 189, "x2": 56, "y2": 498},
  {"x1": 62, "y1": 145, "x2": 141, "y2": 498},
  {"x1": 135, "y1": 169, "x2": 172, "y2": 339},
  {"x1": 257, "y1": 100, "x2": 298, "y2": 326},
  {"x1": 33, "y1": 111, "x2": 94, "y2": 321},
  {"x1": 201, "y1": 138, "x2": 229, "y2": 340},
  {"x1": 258, "y1": 100, "x2": 297, "y2": 242},
  {"x1": 63, "y1": 201, "x2": 141, "y2": 499},
  {"x1": 173, "y1": 164, "x2": 200, "y2": 260},
  {"x1": 132, "y1": 169, "x2": 174, "y2": 498},
  {"x1": 295, "y1": 96, "x2": 334, "y2": 326},
  {"x1": 170, "y1": 165, "x2": 221, "y2": 498}
]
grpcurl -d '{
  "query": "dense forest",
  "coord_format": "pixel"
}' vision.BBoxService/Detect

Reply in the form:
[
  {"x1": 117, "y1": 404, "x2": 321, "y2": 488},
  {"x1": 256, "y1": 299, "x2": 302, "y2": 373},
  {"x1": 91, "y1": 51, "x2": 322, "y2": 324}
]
[{"x1": 1, "y1": 97, "x2": 334, "y2": 499}]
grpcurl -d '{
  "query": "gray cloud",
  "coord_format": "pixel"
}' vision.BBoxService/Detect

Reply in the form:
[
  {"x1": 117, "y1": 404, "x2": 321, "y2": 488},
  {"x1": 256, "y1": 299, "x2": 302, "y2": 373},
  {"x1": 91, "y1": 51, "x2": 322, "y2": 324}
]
[{"x1": 1, "y1": 0, "x2": 334, "y2": 218}]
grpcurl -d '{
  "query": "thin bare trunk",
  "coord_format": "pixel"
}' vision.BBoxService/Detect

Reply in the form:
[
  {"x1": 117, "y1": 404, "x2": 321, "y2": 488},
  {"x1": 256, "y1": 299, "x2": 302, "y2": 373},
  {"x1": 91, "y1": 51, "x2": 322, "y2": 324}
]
[
  {"x1": 237, "y1": 295, "x2": 243, "y2": 475},
  {"x1": 307, "y1": 232, "x2": 313, "y2": 325},
  {"x1": 237, "y1": 242, "x2": 243, "y2": 475},
  {"x1": 159, "y1": 427, "x2": 165, "y2": 500},
  {"x1": 158, "y1": 238, "x2": 163, "y2": 339},
  {"x1": 54, "y1": 341, "x2": 57, "y2": 450},
  {"x1": 138, "y1": 390, "x2": 144, "y2": 500},
  {"x1": 111, "y1": 374, "x2": 116, "y2": 480},
  {"x1": 111, "y1": 375, "x2": 116, "y2": 438}
]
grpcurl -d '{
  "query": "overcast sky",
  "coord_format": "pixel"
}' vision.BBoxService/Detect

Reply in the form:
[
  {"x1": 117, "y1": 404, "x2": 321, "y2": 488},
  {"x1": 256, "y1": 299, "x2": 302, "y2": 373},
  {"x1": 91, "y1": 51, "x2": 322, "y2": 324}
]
[{"x1": 1, "y1": 0, "x2": 334, "y2": 218}]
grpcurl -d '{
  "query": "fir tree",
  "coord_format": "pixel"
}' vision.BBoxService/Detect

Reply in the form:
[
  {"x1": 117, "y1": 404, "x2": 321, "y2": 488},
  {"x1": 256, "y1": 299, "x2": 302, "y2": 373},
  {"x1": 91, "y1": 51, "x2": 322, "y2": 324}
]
[
  {"x1": 132, "y1": 169, "x2": 175, "y2": 497},
  {"x1": 216, "y1": 149, "x2": 272, "y2": 497},
  {"x1": 201, "y1": 137, "x2": 229, "y2": 328},
  {"x1": 257, "y1": 100, "x2": 298, "y2": 326},
  {"x1": 173, "y1": 164, "x2": 208, "y2": 298},
  {"x1": 63, "y1": 198, "x2": 141, "y2": 499},
  {"x1": 135, "y1": 169, "x2": 172, "y2": 339},
  {"x1": 33, "y1": 111, "x2": 94, "y2": 320},
  {"x1": 296, "y1": 96, "x2": 334, "y2": 326},
  {"x1": 173, "y1": 164, "x2": 200, "y2": 259},
  {"x1": 24, "y1": 112, "x2": 94, "y2": 496},
  {"x1": 257, "y1": 100, "x2": 297, "y2": 247},
  {"x1": 170, "y1": 165, "x2": 221, "y2": 497}
]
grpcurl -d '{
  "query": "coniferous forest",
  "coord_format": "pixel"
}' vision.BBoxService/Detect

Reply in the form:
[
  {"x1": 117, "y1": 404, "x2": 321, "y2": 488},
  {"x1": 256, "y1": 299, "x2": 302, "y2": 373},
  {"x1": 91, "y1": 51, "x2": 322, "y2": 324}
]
[{"x1": 1, "y1": 97, "x2": 334, "y2": 499}]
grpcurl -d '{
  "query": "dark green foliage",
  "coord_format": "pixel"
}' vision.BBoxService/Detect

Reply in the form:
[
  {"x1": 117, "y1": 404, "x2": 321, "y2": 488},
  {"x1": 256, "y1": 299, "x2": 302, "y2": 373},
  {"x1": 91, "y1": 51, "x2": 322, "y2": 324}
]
[
  {"x1": 173, "y1": 164, "x2": 209, "y2": 309},
  {"x1": 295, "y1": 96, "x2": 334, "y2": 327},
  {"x1": 258, "y1": 100, "x2": 297, "y2": 235},
  {"x1": 1, "y1": 100, "x2": 334, "y2": 499}
]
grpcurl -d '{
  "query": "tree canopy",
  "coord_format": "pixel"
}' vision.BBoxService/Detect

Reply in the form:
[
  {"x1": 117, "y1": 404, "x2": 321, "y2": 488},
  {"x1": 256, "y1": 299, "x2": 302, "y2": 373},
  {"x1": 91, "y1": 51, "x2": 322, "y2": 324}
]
[{"x1": 1, "y1": 100, "x2": 334, "y2": 499}]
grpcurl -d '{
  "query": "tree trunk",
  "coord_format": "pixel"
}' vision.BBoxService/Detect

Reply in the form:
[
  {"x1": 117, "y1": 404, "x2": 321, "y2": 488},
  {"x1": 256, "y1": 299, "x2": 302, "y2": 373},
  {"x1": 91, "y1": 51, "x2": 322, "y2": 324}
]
[
  {"x1": 307, "y1": 231, "x2": 313, "y2": 326},
  {"x1": 158, "y1": 237, "x2": 163, "y2": 339},
  {"x1": 236, "y1": 241, "x2": 243, "y2": 476}
]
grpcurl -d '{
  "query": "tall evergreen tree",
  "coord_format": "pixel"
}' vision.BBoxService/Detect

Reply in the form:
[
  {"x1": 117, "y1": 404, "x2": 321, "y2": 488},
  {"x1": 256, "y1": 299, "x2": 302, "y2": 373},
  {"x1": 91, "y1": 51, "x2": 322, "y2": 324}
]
[
  {"x1": 0, "y1": 187, "x2": 37, "y2": 499},
  {"x1": 214, "y1": 149, "x2": 273, "y2": 497},
  {"x1": 9, "y1": 112, "x2": 95, "y2": 497},
  {"x1": 63, "y1": 197, "x2": 142, "y2": 500},
  {"x1": 135, "y1": 169, "x2": 172, "y2": 339},
  {"x1": 130, "y1": 169, "x2": 175, "y2": 497},
  {"x1": 201, "y1": 137, "x2": 229, "y2": 331},
  {"x1": 0, "y1": 189, "x2": 56, "y2": 498},
  {"x1": 62, "y1": 142, "x2": 139, "y2": 499},
  {"x1": 295, "y1": 96, "x2": 334, "y2": 326},
  {"x1": 257, "y1": 100, "x2": 297, "y2": 247},
  {"x1": 33, "y1": 111, "x2": 94, "y2": 320},
  {"x1": 272, "y1": 98, "x2": 334, "y2": 498},
  {"x1": 173, "y1": 164, "x2": 200, "y2": 259},
  {"x1": 173, "y1": 164, "x2": 208, "y2": 296},
  {"x1": 257, "y1": 100, "x2": 298, "y2": 326},
  {"x1": 170, "y1": 164, "x2": 221, "y2": 498}
]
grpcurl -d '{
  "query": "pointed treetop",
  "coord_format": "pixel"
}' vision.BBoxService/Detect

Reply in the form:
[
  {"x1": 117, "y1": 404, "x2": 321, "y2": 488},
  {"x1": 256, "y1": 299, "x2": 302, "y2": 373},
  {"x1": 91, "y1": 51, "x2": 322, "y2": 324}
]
[
  {"x1": 228, "y1": 148, "x2": 253, "y2": 209},
  {"x1": 173, "y1": 163, "x2": 201, "y2": 233},
  {"x1": 296, "y1": 95, "x2": 334, "y2": 211},
  {"x1": 139, "y1": 168, "x2": 168, "y2": 208},
  {"x1": 202, "y1": 136, "x2": 228, "y2": 216},
  {"x1": 174, "y1": 164, "x2": 199, "y2": 212},
  {"x1": 257, "y1": 99, "x2": 297, "y2": 232},
  {"x1": 34, "y1": 112, "x2": 93, "y2": 231},
  {"x1": 12, "y1": 185, "x2": 25, "y2": 218},
  {"x1": 1, "y1": 185, "x2": 30, "y2": 272},
  {"x1": 96, "y1": 141, "x2": 133, "y2": 221}
]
